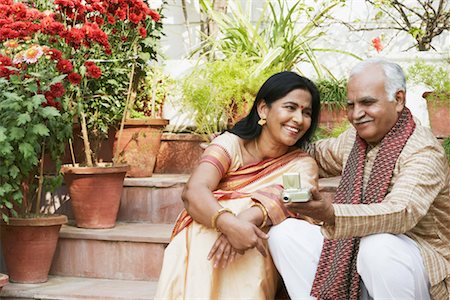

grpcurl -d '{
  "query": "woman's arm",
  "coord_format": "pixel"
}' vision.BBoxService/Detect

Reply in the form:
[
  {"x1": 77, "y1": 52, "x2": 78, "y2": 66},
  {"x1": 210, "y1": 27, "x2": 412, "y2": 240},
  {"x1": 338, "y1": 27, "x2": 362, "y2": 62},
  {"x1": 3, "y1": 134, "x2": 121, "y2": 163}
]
[{"x1": 182, "y1": 160, "x2": 269, "y2": 253}]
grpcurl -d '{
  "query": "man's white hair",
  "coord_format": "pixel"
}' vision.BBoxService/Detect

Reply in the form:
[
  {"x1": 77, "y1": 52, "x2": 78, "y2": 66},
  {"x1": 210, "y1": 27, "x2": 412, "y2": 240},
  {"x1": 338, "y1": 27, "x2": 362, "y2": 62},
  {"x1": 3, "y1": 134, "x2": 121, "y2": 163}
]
[{"x1": 349, "y1": 58, "x2": 406, "y2": 102}]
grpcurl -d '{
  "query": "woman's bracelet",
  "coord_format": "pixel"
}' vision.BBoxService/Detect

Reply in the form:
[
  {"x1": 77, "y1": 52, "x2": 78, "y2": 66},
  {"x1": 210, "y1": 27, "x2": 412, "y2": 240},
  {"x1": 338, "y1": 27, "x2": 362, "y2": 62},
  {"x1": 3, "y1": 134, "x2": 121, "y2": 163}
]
[
  {"x1": 251, "y1": 202, "x2": 268, "y2": 229},
  {"x1": 211, "y1": 207, "x2": 235, "y2": 232}
]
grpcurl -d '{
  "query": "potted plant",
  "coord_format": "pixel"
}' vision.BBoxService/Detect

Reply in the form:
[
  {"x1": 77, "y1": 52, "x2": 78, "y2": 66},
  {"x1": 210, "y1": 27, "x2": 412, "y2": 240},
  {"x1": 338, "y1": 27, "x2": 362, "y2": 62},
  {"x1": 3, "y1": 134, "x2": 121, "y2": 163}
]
[
  {"x1": 316, "y1": 78, "x2": 348, "y2": 131},
  {"x1": 182, "y1": 54, "x2": 279, "y2": 138},
  {"x1": 113, "y1": 64, "x2": 170, "y2": 177},
  {"x1": 38, "y1": 0, "x2": 165, "y2": 227},
  {"x1": 0, "y1": 1, "x2": 74, "y2": 283},
  {"x1": 407, "y1": 60, "x2": 450, "y2": 138}
]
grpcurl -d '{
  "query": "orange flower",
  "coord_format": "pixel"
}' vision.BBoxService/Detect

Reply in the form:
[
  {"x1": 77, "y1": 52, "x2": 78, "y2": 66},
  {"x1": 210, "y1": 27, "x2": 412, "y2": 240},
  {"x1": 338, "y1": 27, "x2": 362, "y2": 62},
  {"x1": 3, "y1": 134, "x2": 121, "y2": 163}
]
[
  {"x1": 3, "y1": 40, "x2": 19, "y2": 49},
  {"x1": 372, "y1": 37, "x2": 383, "y2": 53},
  {"x1": 23, "y1": 45, "x2": 43, "y2": 63}
]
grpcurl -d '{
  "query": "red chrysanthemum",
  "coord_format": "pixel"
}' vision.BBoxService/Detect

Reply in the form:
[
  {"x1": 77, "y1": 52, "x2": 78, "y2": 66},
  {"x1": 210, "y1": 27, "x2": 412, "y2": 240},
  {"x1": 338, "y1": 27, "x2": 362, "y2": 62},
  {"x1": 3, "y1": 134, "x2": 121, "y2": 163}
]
[
  {"x1": 48, "y1": 48, "x2": 62, "y2": 61},
  {"x1": 68, "y1": 72, "x2": 81, "y2": 85},
  {"x1": 86, "y1": 64, "x2": 101, "y2": 79},
  {"x1": 138, "y1": 26, "x2": 147, "y2": 38},
  {"x1": 56, "y1": 59, "x2": 73, "y2": 73},
  {"x1": 49, "y1": 82, "x2": 65, "y2": 98}
]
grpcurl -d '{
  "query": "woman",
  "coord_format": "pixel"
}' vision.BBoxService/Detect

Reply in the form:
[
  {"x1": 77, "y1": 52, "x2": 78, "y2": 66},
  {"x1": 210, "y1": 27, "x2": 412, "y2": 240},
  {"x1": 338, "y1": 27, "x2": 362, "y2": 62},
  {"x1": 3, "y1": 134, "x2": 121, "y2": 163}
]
[{"x1": 155, "y1": 71, "x2": 321, "y2": 299}]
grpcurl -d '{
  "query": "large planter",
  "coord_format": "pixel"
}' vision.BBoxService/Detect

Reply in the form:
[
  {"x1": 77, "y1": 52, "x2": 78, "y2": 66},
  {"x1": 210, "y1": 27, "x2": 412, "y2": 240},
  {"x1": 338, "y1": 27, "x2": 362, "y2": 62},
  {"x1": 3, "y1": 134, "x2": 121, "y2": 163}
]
[
  {"x1": 427, "y1": 100, "x2": 450, "y2": 138},
  {"x1": 319, "y1": 103, "x2": 347, "y2": 130},
  {"x1": 155, "y1": 133, "x2": 205, "y2": 174},
  {"x1": 0, "y1": 215, "x2": 67, "y2": 283},
  {"x1": 61, "y1": 164, "x2": 129, "y2": 229},
  {"x1": 114, "y1": 118, "x2": 169, "y2": 177}
]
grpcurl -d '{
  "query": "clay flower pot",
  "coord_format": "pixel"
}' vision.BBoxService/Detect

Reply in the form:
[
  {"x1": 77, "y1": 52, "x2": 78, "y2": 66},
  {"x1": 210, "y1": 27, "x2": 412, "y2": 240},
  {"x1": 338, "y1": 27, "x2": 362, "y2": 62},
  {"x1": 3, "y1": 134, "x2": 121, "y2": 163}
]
[
  {"x1": 114, "y1": 118, "x2": 169, "y2": 177},
  {"x1": 1, "y1": 215, "x2": 68, "y2": 283},
  {"x1": 61, "y1": 163, "x2": 129, "y2": 229}
]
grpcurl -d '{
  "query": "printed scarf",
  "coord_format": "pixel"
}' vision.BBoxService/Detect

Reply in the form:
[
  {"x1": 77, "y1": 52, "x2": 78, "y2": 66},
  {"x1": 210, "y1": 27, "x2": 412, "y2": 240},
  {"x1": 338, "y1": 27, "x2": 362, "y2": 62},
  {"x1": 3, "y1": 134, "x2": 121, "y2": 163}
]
[{"x1": 310, "y1": 108, "x2": 416, "y2": 300}]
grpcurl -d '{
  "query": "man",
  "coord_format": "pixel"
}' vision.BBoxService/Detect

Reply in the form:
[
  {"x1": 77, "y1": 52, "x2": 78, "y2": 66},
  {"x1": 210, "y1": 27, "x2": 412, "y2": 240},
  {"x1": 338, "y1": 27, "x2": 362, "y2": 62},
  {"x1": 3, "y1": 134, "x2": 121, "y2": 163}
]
[{"x1": 268, "y1": 58, "x2": 450, "y2": 300}]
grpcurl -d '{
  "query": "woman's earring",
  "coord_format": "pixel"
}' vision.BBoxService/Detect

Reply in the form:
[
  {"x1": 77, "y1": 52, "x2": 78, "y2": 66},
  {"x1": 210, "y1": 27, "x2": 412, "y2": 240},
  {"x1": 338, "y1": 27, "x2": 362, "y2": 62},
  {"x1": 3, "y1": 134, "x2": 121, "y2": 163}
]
[{"x1": 258, "y1": 118, "x2": 266, "y2": 126}]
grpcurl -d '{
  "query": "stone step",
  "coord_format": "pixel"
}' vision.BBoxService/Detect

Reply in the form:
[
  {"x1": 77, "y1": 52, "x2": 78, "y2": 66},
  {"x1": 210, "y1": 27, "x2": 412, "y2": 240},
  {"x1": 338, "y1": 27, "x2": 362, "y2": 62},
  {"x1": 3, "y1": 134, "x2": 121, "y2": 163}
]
[
  {"x1": 0, "y1": 276, "x2": 157, "y2": 300},
  {"x1": 50, "y1": 223, "x2": 173, "y2": 281}
]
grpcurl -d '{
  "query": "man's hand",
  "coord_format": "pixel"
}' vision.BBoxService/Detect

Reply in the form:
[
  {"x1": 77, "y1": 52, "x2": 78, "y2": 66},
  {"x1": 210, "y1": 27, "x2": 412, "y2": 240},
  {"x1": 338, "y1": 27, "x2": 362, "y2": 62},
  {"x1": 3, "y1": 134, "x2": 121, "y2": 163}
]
[{"x1": 286, "y1": 187, "x2": 335, "y2": 225}]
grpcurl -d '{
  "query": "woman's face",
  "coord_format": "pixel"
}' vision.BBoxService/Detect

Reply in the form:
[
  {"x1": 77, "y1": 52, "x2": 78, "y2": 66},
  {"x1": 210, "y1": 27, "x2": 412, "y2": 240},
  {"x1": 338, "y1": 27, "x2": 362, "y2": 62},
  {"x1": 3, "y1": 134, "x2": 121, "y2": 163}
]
[{"x1": 260, "y1": 88, "x2": 312, "y2": 147}]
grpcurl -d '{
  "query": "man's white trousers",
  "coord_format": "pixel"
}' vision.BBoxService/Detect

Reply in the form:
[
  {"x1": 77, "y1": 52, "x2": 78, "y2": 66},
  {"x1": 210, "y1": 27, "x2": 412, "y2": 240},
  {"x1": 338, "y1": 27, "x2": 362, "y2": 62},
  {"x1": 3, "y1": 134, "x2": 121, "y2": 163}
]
[{"x1": 268, "y1": 219, "x2": 431, "y2": 300}]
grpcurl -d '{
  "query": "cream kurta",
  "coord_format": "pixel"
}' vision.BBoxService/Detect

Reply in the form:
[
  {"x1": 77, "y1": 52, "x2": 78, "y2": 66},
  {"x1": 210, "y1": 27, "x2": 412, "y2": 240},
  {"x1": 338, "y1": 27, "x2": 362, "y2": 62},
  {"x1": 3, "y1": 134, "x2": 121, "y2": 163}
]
[
  {"x1": 155, "y1": 132, "x2": 318, "y2": 300},
  {"x1": 310, "y1": 124, "x2": 450, "y2": 300}
]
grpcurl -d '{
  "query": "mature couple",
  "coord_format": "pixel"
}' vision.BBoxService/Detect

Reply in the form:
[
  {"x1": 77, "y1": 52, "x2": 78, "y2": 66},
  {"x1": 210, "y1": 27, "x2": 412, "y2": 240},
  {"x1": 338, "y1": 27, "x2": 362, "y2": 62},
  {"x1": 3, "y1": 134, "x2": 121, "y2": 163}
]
[{"x1": 155, "y1": 58, "x2": 450, "y2": 300}]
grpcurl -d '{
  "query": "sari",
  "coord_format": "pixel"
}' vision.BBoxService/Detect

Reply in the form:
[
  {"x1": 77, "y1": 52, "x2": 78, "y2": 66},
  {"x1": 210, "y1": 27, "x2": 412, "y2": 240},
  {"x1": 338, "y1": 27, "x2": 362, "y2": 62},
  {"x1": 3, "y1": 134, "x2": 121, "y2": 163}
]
[{"x1": 155, "y1": 132, "x2": 318, "y2": 300}]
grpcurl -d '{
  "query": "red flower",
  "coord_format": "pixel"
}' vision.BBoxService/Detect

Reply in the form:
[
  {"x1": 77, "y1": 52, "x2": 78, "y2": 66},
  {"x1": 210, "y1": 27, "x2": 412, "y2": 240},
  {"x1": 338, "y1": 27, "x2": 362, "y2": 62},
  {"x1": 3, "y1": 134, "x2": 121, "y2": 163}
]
[
  {"x1": 56, "y1": 59, "x2": 73, "y2": 73},
  {"x1": 107, "y1": 15, "x2": 116, "y2": 25},
  {"x1": 86, "y1": 63, "x2": 101, "y2": 78},
  {"x1": 372, "y1": 37, "x2": 383, "y2": 53},
  {"x1": 68, "y1": 72, "x2": 81, "y2": 85},
  {"x1": 129, "y1": 13, "x2": 142, "y2": 24},
  {"x1": 0, "y1": 54, "x2": 12, "y2": 66},
  {"x1": 149, "y1": 10, "x2": 160, "y2": 22},
  {"x1": 138, "y1": 26, "x2": 147, "y2": 38},
  {"x1": 48, "y1": 48, "x2": 62, "y2": 61},
  {"x1": 84, "y1": 60, "x2": 95, "y2": 67},
  {"x1": 49, "y1": 82, "x2": 65, "y2": 98}
]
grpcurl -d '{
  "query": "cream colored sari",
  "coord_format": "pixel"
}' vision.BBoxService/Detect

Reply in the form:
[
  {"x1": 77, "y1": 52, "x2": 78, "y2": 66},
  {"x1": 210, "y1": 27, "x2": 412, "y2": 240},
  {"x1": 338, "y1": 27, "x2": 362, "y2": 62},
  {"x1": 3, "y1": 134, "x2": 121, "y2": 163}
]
[{"x1": 155, "y1": 132, "x2": 318, "y2": 300}]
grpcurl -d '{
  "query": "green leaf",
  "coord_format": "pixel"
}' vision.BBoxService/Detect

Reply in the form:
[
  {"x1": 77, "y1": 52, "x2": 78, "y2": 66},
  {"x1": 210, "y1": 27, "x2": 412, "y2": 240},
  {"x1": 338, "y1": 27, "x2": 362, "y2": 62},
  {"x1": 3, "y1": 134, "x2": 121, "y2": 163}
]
[
  {"x1": 18, "y1": 113, "x2": 32, "y2": 125},
  {"x1": 2, "y1": 214, "x2": 9, "y2": 224},
  {"x1": 32, "y1": 124, "x2": 50, "y2": 136},
  {"x1": 19, "y1": 142, "x2": 35, "y2": 159},
  {"x1": 0, "y1": 127, "x2": 6, "y2": 142},
  {"x1": 4, "y1": 200, "x2": 13, "y2": 209},
  {"x1": 139, "y1": 52, "x2": 150, "y2": 62},
  {"x1": 41, "y1": 106, "x2": 60, "y2": 118},
  {"x1": 9, "y1": 127, "x2": 25, "y2": 140},
  {"x1": 8, "y1": 166, "x2": 19, "y2": 179},
  {"x1": 32, "y1": 94, "x2": 46, "y2": 106},
  {"x1": 50, "y1": 74, "x2": 67, "y2": 85}
]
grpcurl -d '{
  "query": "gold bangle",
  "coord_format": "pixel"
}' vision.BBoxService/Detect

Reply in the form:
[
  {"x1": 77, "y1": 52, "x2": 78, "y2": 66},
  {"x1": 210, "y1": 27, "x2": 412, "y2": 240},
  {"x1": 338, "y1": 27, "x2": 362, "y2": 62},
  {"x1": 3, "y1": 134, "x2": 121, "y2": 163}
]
[
  {"x1": 251, "y1": 202, "x2": 268, "y2": 229},
  {"x1": 211, "y1": 207, "x2": 234, "y2": 232}
]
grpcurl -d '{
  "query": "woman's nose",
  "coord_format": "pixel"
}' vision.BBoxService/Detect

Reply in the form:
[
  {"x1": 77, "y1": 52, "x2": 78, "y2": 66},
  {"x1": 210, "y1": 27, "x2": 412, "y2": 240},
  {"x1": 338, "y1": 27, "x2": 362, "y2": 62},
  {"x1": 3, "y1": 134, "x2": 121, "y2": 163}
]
[{"x1": 292, "y1": 110, "x2": 303, "y2": 124}]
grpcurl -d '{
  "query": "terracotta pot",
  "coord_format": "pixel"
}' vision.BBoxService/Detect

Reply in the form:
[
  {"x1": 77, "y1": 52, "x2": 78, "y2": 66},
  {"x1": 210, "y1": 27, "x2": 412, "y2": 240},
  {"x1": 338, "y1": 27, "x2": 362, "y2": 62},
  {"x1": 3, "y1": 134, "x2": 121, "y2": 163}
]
[
  {"x1": 61, "y1": 163, "x2": 129, "y2": 228},
  {"x1": 319, "y1": 103, "x2": 347, "y2": 130},
  {"x1": 427, "y1": 100, "x2": 450, "y2": 138},
  {"x1": 113, "y1": 118, "x2": 169, "y2": 177},
  {"x1": 0, "y1": 273, "x2": 8, "y2": 292},
  {"x1": 0, "y1": 215, "x2": 67, "y2": 283},
  {"x1": 155, "y1": 133, "x2": 205, "y2": 174}
]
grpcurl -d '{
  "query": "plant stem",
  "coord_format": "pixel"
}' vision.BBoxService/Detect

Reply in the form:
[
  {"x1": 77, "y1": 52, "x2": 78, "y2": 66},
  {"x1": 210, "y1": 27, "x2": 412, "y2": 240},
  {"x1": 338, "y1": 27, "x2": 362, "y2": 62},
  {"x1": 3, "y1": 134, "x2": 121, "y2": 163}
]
[
  {"x1": 69, "y1": 138, "x2": 76, "y2": 166},
  {"x1": 80, "y1": 109, "x2": 93, "y2": 167},
  {"x1": 113, "y1": 49, "x2": 136, "y2": 165},
  {"x1": 35, "y1": 142, "x2": 45, "y2": 215}
]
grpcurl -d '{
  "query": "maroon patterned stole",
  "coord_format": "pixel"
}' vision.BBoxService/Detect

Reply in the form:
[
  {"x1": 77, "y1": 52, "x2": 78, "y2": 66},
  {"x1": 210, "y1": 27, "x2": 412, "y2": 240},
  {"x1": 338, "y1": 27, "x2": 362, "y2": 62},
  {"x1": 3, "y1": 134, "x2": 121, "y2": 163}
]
[{"x1": 310, "y1": 108, "x2": 416, "y2": 300}]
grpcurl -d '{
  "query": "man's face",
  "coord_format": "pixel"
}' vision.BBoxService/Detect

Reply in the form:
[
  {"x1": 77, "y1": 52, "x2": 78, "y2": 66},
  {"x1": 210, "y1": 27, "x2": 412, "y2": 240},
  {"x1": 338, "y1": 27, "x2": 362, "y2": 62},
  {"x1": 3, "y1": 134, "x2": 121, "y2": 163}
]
[{"x1": 346, "y1": 65, "x2": 405, "y2": 144}]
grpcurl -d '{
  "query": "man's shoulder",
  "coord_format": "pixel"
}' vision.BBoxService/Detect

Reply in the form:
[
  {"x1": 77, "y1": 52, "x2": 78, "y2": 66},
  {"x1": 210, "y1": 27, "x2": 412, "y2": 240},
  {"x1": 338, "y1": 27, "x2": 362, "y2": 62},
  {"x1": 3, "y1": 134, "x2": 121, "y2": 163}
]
[{"x1": 407, "y1": 123, "x2": 442, "y2": 150}]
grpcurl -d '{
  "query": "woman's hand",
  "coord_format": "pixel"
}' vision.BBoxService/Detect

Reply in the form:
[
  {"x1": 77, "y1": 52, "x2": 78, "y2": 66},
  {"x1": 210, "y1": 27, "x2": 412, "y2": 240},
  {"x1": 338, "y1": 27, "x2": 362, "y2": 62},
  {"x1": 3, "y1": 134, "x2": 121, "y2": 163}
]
[
  {"x1": 207, "y1": 234, "x2": 241, "y2": 268},
  {"x1": 216, "y1": 213, "x2": 268, "y2": 256}
]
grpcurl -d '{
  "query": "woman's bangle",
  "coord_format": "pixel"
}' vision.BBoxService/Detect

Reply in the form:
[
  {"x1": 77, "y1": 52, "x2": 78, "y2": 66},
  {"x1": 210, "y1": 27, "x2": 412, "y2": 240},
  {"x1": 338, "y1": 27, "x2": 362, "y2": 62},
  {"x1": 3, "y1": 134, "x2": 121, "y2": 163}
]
[
  {"x1": 251, "y1": 202, "x2": 268, "y2": 229},
  {"x1": 211, "y1": 207, "x2": 234, "y2": 232}
]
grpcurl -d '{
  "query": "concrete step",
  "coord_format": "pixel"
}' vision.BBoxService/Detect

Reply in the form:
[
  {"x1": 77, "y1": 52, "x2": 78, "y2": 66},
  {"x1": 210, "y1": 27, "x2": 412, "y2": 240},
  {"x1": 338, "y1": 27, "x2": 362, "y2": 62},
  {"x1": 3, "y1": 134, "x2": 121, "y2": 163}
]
[
  {"x1": 0, "y1": 276, "x2": 157, "y2": 300},
  {"x1": 50, "y1": 223, "x2": 173, "y2": 281}
]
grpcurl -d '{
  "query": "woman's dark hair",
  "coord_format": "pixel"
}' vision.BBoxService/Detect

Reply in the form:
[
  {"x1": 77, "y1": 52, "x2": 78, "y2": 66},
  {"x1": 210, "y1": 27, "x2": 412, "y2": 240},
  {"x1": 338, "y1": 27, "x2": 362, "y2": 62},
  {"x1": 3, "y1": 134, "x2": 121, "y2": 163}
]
[{"x1": 229, "y1": 71, "x2": 320, "y2": 148}]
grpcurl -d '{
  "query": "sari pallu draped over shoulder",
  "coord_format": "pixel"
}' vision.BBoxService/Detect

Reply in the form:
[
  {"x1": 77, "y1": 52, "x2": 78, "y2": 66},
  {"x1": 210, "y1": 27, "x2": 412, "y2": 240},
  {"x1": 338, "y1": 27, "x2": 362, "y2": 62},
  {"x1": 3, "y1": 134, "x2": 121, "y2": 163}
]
[{"x1": 171, "y1": 148, "x2": 309, "y2": 239}]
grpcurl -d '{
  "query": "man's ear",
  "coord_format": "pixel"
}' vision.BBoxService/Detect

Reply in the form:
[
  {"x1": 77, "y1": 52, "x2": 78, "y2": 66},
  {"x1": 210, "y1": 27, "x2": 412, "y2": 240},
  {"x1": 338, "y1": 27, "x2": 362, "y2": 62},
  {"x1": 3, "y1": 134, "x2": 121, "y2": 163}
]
[
  {"x1": 257, "y1": 99, "x2": 268, "y2": 119},
  {"x1": 395, "y1": 90, "x2": 406, "y2": 113}
]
